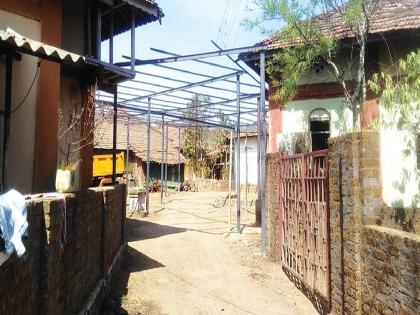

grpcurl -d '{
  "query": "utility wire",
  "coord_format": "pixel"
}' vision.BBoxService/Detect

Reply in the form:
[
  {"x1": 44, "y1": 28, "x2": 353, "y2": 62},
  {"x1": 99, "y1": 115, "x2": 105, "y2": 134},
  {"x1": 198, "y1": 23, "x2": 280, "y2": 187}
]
[{"x1": 8, "y1": 59, "x2": 42, "y2": 115}]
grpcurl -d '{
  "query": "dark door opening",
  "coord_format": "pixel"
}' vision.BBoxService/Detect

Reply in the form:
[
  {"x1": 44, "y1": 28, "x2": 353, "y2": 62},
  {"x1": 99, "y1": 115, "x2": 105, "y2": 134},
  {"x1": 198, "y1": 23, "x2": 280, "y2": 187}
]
[{"x1": 309, "y1": 108, "x2": 330, "y2": 151}]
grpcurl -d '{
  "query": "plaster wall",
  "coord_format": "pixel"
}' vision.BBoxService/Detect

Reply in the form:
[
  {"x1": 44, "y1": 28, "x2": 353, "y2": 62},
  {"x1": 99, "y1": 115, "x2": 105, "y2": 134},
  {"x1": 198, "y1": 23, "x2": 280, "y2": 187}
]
[
  {"x1": 299, "y1": 55, "x2": 358, "y2": 85},
  {"x1": 380, "y1": 123, "x2": 419, "y2": 209},
  {"x1": 278, "y1": 97, "x2": 353, "y2": 150},
  {"x1": 0, "y1": 0, "x2": 63, "y2": 193},
  {"x1": 58, "y1": 77, "x2": 83, "y2": 191},
  {"x1": 0, "y1": 9, "x2": 40, "y2": 193},
  {"x1": 238, "y1": 136, "x2": 258, "y2": 185}
]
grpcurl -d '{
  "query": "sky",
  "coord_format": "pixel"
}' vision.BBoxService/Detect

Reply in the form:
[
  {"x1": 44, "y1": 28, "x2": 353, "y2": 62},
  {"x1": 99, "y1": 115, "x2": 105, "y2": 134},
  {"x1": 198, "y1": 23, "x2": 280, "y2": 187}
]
[{"x1": 100, "y1": 0, "x2": 274, "y2": 126}]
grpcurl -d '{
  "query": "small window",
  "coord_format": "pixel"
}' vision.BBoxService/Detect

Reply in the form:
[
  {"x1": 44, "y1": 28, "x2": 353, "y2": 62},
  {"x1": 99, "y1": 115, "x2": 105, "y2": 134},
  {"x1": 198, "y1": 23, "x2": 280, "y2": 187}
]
[{"x1": 309, "y1": 108, "x2": 330, "y2": 151}]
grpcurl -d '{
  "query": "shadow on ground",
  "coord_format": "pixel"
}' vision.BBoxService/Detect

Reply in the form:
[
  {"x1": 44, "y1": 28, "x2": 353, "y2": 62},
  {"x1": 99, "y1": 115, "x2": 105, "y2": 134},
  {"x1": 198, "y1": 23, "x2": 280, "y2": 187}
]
[
  {"x1": 125, "y1": 218, "x2": 188, "y2": 242},
  {"x1": 283, "y1": 267, "x2": 330, "y2": 315},
  {"x1": 102, "y1": 245, "x2": 165, "y2": 315}
]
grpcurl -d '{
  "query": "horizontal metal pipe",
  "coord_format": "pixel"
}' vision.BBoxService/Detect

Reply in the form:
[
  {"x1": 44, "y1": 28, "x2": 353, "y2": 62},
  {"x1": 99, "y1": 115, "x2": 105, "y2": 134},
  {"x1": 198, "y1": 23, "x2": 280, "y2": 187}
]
[
  {"x1": 124, "y1": 79, "x2": 256, "y2": 106},
  {"x1": 123, "y1": 79, "x2": 232, "y2": 102},
  {"x1": 119, "y1": 104, "x2": 235, "y2": 130},
  {"x1": 97, "y1": 93, "x2": 258, "y2": 114},
  {"x1": 120, "y1": 71, "x2": 243, "y2": 104},
  {"x1": 115, "y1": 44, "x2": 267, "y2": 67},
  {"x1": 211, "y1": 40, "x2": 260, "y2": 85},
  {"x1": 132, "y1": 69, "x2": 255, "y2": 96},
  {"x1": 163, "y1": 93, "x2": 259, "y2": 113},
  {"x1": 121, "y1": 53, "x2": 258, "y2": 88},
  {"x1": 150, "y1": 63, "x2": 260, "y2": 88}
]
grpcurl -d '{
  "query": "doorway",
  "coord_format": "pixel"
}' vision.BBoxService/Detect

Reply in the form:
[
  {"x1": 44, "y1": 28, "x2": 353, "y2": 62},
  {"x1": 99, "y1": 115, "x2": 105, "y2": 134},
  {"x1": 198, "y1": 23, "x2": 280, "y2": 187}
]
[{"x1": 309, "y1": 108, "x2": 330, "y2": 151}]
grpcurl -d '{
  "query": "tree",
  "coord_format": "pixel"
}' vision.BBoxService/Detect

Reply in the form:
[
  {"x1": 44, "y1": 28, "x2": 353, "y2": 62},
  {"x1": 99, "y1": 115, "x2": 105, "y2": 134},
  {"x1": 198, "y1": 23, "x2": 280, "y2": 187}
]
[
  {"x1": 181, "y1": 95, "x2": 230, "y2": 179},
  {"x1": 368, "y1": 50, "x2": 420, "y2": 212},
  {"x1": 368, "y1": 49, "x2": 420, "y2": 154},
  {"x1": 247, "y1": 0, "x2": 380, "y2": 127}
]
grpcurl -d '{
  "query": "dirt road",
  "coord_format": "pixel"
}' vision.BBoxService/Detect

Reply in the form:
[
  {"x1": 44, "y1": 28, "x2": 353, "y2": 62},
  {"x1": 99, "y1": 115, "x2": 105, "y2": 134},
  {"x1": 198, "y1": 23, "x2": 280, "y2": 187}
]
[{"x1": 108, "y1": 192, "x2": 318, "y2": 315}]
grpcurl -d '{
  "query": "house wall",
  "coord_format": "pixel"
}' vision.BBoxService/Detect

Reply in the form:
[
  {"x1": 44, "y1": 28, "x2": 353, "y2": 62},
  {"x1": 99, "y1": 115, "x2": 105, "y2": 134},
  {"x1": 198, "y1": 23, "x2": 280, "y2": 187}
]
[
  {"x1": 239, "y1": 136, "x2": 258, "y2": 185},
  {"x1": 282, "y1": 97, "x2": 353, "y2": 136},
  {"x1": 267, "y1": 81, "x2": 353, "y2": 153},
  {"x1": 375, "y1": 38, "x2": 420, "y2": 210},
  {"x1": 58, "y1": 77, "x2": 83, "y2": 190},
  {"x1": 380, "y1": 129, "x2": 419, "y2": 209},
  {"x1": 61, "y1": 0, "x2": 86, "y2": 55},
  {"x1": 146, "y1": 162, "x2": 183, "y2": 185},
  {"x1": 266, "y1": 38, "x2": 420, "y2": 154},
  {"x1": 0, "y1": 0, "x2": 62, "y2": 193},
  {"x1": 0, "y1": 9, "x2": 41, "y2": 193}
]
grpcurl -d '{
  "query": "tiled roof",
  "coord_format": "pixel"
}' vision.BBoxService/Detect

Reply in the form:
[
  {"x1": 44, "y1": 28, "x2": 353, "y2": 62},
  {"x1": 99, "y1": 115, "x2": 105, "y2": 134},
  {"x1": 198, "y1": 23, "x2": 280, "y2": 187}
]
[
  {"x1": 262, "y1": 0, "x2": 420, "y2": 51},
  {"x1": 95, "y1": 112, "x2": 185, "y2": 165}
]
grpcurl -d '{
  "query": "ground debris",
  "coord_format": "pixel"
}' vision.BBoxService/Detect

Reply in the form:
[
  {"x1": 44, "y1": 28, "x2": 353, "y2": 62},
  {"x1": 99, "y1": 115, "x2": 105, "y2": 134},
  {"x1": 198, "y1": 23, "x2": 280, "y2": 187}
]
[{"x1": 212, "y1": 194, "x2": 228, "y2": 207}]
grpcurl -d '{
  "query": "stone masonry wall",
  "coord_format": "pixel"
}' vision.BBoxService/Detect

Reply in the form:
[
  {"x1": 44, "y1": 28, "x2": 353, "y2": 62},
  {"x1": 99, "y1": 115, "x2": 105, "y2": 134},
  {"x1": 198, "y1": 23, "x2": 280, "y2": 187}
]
[
  {"x1": 194, "y1": 179, "x2": 230, "y2": 192},
  {"x1": 265, "y1": 153, "x2": 281, "y2": 263},
  {"x1": 265, "y1": 131, "x2": 419, "y2": 314},
  {"x1": 361, "y1": 225, "x2": 419, "y2": 314},
  {"x1": 0, "y1": 184, "x2": 126, "y2": 315},
  {"x1": 329, "y1": 131, "x2": 419, "y2": 315}
]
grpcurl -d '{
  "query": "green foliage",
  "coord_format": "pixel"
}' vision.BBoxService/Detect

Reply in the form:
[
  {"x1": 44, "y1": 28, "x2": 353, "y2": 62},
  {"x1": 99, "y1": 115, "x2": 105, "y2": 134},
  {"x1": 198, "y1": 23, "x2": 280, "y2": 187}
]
[
  {"x1": 369, "y1": 50, "x2": 420, "y2": 211},
  {"x1": 369, "y1": 50, "x2": 420, "y2": 135},
  {"x1": 248, "y1": 0, "x2": 379, "y2": 127}
]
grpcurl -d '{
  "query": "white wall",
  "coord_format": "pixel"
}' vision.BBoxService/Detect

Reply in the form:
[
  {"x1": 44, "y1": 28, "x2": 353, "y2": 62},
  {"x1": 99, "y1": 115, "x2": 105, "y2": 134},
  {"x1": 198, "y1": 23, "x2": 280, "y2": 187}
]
[
  {"x1": 0, "y1": 10, "x2": 41, "y2": 193},
  {"x1": 380, "y1": 104, "x2": 419, "y2": 208},
  {"x1": 237, "y1": 136, "x2": 258, "y2": 185},
  {"x1": 277, "y1": 97, "x2": 353, "y2": 150},
  {"x1": 282, "y1": 97, "x2": 353, "y2": 136}
]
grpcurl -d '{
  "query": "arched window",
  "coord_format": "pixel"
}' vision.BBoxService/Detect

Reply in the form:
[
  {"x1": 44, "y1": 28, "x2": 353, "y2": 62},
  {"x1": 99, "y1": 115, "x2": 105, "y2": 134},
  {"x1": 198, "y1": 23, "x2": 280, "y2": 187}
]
[{"x1": 308, "y1": 108, "x2": 330, "y2": 151}]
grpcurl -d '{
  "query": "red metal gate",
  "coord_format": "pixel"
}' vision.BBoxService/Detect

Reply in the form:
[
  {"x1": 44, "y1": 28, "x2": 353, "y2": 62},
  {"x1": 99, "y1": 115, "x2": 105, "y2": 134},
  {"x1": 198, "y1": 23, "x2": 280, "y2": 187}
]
[{"x1": 279, "y1": 149, "x2": 330, "y2": 302}]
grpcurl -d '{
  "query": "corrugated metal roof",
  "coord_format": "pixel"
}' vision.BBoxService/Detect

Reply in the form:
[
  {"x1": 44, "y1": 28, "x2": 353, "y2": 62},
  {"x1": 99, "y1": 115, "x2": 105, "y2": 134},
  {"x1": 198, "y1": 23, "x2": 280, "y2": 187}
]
[
  {"x1": 122, "y1": 0, "x2": 160, "y2": 16},
  {"x1": 0, "y1": 28, "x2": 135, "y2": 90},
  {"x1": 0, "y1": 28, "x2": 85, "y2": 64},
  {"x1": 101, "y1": 0, "x2": 164, "y2": 41}
]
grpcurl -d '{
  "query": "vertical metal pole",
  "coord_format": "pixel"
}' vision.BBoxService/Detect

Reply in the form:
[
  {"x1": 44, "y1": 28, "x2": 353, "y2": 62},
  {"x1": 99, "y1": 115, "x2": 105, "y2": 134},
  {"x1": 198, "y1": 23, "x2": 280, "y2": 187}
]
[
  {"x1": 146, "y1": 97, "x2": 151, "y2": 214},
  {"x1": 178, "y1": 127, "x2": 181, "y2": 189},
  {"x1": 96, "y1": 6, "x2": 101, "y2": 60},
  {"x1": 2, "y1": 56, "x2": 12, "y2": 191},
  {"x1": 236, "y1": 74, "x2": 241, "y2": 233},
  {"x1": 126, "y1": 116, "x2": 130, "y2": 193},
  {"x1": 160, "y1": 115, "x2": 165, "y2": 203},
  {"x1": 112, "y1": 88, "x2": 117, "y2": 183},
  {"x1": 109, "y1": 9, "x2": 113, "y2": 63},
  {"x1": 165, "y1": 124, "x2": 169, "y2": 196},
  {"x1": 245, "y1": 133, "x2": 248, "y2": 214},
  {"x1": 87, "y1": 0, "x2": 92, "y2": 56},
  {"x1": 130, "y1": 9, "x2": 136, "y2": 71},
  {"x1": 260, "y1": 51, "x2": 267, "y2": 253},
  {"x1": 257, "y1": 97, "x2": 261, "y2": 193},
  {"x1": 228, "y1": 130, "x2": 233, "y2": 232}
]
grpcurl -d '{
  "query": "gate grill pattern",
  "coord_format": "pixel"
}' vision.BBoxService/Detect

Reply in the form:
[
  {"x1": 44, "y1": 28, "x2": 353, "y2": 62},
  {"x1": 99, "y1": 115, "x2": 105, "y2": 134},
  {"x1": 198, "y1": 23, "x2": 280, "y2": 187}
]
[{"x1": 279, "y1": 150, "x2": 330, "y2": 302}]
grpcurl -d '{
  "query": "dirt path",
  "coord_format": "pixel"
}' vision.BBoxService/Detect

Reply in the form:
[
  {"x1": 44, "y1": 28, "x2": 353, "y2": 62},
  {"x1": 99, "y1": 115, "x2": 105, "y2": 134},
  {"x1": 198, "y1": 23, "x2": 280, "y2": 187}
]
[{"x1": 109, "y1": 192, "x2": 318, "y2": 315}]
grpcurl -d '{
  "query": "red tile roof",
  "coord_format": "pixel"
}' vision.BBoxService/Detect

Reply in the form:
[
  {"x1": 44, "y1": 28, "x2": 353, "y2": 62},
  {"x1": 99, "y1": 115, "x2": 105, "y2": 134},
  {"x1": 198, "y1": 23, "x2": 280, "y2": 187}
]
[{"x1": 263, "y1": 0, "x2": 420, "y2": 50}]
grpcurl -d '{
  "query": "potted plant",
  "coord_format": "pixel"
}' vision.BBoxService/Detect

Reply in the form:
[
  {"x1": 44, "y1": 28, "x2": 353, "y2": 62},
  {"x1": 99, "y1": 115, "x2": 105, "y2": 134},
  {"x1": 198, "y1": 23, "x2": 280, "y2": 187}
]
[{"x1": 56, "y1": 81, "x2": 109, "y2": 193}]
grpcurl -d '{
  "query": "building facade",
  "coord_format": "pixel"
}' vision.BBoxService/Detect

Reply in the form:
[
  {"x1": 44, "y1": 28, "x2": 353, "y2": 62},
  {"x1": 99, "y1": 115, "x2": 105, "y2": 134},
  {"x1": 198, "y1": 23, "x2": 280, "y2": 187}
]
[{"x1": 0, "y1": 0, "x2": 162, "y2": 193}]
